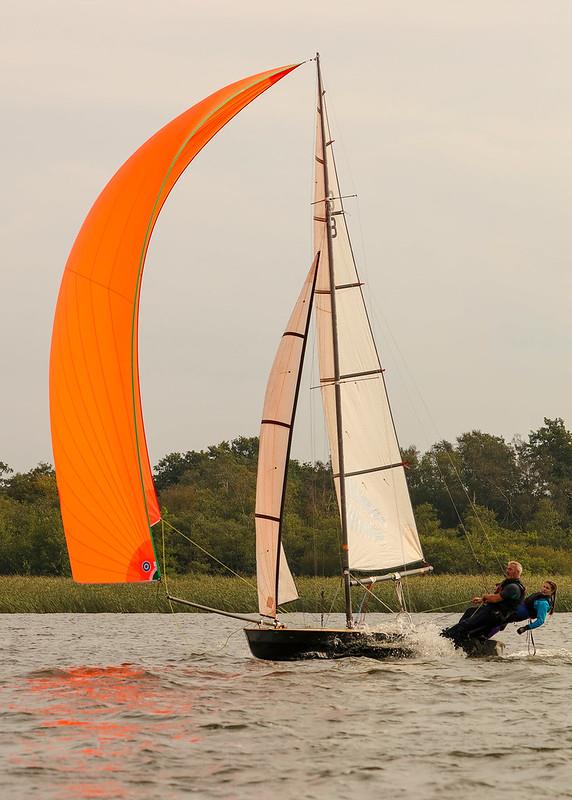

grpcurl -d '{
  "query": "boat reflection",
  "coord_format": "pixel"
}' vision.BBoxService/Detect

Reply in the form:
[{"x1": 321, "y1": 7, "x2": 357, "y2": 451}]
[{"x1": 11, "y1": 665, "x2": 200, "y2": 799}]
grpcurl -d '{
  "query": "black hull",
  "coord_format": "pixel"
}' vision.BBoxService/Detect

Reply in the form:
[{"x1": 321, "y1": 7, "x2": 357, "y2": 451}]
[
  {"x1": 244, "y1": 627, "x2": 414, "y2": 661},
  {"x1": 244, "y1": 627, "x2": 506, "y2": 661}
]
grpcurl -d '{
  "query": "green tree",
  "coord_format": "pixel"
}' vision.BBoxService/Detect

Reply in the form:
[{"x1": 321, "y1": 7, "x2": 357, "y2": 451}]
[
  {"x1": 527, "y1": 498, "x2": 571, "y2": 550},
  {"x1": 521, "y1": 418, "x2": 572, "y2": 525},
  {"x1": 456, "y1": 431, "x2": 520, "y2": 526},
  {"x1": 153, "y1": 451, "x2": 202, "y2": 491},
  {"x1": 407, "y1": 441, "x2": 467, "y2": 528},
  {"x1": 5, "y1": 463, "x2": 59, "y2": 506},
  {"x1": 0, "y1": 461, "x2": 12, "y2": 490}
]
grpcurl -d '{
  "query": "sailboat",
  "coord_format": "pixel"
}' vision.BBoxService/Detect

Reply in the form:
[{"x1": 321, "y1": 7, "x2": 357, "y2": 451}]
[
  {"x1": 244, "y1": 56, "x2": 433, "y2": 660},
  {"x1": 49, "y1": 56, "x2": 500, "y2": 660}
]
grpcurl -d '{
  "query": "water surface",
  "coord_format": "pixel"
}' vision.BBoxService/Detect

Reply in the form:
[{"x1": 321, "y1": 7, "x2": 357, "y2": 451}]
[{"x1": 2, "y1": 612, "x2": 571, "y2": 799}]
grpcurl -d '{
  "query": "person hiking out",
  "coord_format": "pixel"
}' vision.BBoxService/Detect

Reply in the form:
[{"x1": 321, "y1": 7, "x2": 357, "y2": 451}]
[
  {"x1": 511, "y1": 579, "x2": 557, "y2": 635},
  {"x1": 441, "y1": 561, "x2": 525, "y2": 646}
]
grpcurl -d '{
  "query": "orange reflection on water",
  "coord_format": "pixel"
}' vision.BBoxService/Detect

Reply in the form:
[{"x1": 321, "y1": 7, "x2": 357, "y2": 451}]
[{"x1": 9, "y1": 665, "x2": 201, "y2": 800}]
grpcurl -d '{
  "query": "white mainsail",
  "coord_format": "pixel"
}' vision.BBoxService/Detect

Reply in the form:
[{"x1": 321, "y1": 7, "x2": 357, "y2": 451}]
[
  {"x1": 255, "y1": 256, "x2": 319, "y2": 617},
  {"x1": 313, "y1": 87, "x2": 424, "y2": 573}
]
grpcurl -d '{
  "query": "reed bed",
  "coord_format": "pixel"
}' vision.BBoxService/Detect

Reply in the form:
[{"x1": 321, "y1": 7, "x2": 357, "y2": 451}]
[{"x1": 0, "y1": 574, "x2": 571, "y2": 614}]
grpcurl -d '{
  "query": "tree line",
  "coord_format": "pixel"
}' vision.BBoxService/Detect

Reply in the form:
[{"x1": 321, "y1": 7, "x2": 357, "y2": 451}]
[{"x1": 1, "y1": 417, "x2": 572, "y2": 577}]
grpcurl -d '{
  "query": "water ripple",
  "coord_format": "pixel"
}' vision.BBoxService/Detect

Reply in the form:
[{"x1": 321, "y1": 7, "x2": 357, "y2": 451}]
[{"x1": 1, "y1": 612, "x2": 571, "y2": 799}]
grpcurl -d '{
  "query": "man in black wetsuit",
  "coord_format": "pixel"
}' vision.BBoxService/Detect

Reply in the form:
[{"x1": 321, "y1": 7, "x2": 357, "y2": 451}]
[{"x1": 441, "y1": 561, "x2": 526, "y2": 646}]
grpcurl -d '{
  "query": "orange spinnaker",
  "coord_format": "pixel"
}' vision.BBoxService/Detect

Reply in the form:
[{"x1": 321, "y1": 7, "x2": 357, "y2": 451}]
[{"x1": 49, "y1": 63, "x2": 300, "y2": 583}]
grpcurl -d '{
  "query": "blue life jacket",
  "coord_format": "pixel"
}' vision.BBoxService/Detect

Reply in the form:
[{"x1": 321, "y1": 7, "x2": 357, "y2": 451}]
[{"x1": 524, "y1": 592, "x2": 551, "y2": 619}]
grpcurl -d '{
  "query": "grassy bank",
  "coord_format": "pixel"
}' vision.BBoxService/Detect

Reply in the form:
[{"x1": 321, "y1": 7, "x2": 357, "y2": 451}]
[{"x1": 1, "y1": 574, "x2": 571, "y2": 614}]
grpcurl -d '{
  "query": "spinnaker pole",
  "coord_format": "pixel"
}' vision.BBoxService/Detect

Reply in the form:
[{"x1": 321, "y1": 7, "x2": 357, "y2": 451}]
[
  {"x1": 166, "y1": 594, "x2": 261, "y2": 623},
  {"x1": 316, "y1": 53, "x2": 353, "y2": 629}
]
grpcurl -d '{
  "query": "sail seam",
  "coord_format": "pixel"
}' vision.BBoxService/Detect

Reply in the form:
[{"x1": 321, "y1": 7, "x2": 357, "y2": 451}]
[
  {"x1": 261, "y1": 419, "x2": 291, "y2": 429},
  {"x1": 333, "y1": 461, "x2": 406, "y2": 479},
  {"x1": 311, "y1": 194, "x2": 357, "y2": 205},
  {"x1": 320, "y1": 368, "x2": 383, "y2": 383},
  {"x1": 256, "y1": 512, "x2": 281, "y2": 523},
  {"x1": 66, "y1": 268, "x2": 132, "y2": 303},
  {"x1": 315, "y1": 282, "x2": 363, "y2": 294}
]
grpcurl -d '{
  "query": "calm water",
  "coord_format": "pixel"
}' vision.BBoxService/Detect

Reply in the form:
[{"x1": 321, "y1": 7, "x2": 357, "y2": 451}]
[{"x1": 1, "y1": 612, "x2": 571, "y2": 799}]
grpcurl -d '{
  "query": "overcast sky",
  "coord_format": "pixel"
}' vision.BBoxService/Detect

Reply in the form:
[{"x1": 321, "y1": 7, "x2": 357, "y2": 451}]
[{"x1": 2, "y1": 0, "x2": 571, "y2": 472}]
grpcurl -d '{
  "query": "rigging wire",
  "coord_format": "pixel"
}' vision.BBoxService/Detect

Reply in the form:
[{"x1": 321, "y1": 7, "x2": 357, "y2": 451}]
[
  {"x1": 324, "y1": 579, "x2": 342, "y2": 628},
  {"x1": 323, "y1": 86, "x2": 506, "y2": 580},
  {"x1": 364, "y1": 297, "x2": 505, "y2": 576},
  {"x1": 322, "y1": 94, "x2": 423, "y2": 616},
  {"x1": 419, "y1": 599, "x2": 475, "y2": 614},
  {"x1": 158, "y1": 523, "x2": 245, "y2": 655},
  {"x1": 161, "y1": 518, "x2": 257, "y2": 593},
  {"x1": 189, "y1": 623, "x2": 245, "y2": 658},
  {"x1": 433, "y1": 461, "x2": 500, "y2": 583},
  {"x1": 429, "y1": 449, "x2": 505, "y2": 573},
  {"x1": 161, "y1": 517, "x2": 294, "y2": 617},
  {"x1": 349, "y1": 572, "x2": 397, "y2": 614},
  {"x1": 160, "y1": 519, "x2": 175, "y2": 613},
  {"x1": 308, "y1": 314, "x2": 324, "y2": 622}
]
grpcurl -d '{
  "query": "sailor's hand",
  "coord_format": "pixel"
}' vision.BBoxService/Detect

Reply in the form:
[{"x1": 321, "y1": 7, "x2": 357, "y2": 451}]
[
  {"x1": 517, "y1": 625, "x2": 528, "y2": 635},
  {"x1": 471, "y1": 596, "x2": 482, "y2": 605}
]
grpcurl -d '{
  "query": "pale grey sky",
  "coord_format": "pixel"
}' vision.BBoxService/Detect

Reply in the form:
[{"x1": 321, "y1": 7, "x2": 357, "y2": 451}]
[{"x1": 2, "y1": 0, "x2": 571, "y2": 472}]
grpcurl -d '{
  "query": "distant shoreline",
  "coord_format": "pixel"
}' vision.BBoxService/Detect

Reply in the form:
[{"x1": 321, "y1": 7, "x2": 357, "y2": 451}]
[{"x1": 0, "y1": 574, "x2": 569, "y2": 614}]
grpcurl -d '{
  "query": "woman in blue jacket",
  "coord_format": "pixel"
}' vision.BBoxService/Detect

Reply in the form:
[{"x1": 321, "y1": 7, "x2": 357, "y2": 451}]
[{"x1": 512, "y1": 580, "x2": 557, "y2": 634}]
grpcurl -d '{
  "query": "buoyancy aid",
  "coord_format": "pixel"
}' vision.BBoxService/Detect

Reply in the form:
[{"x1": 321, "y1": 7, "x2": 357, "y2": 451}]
[
  {"x1": 492, "y1": 578, "x2": 526, "y2": 620},
  {"x1": 524, "y1": 592, "x2": 551, "y2": 619}
]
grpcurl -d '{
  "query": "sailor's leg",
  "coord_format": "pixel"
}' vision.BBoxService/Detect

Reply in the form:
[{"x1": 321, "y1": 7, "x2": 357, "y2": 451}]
[
  {"x1": 458, "y1": 606, "x2": 479, "y2": 624},
  {"x1": 464, "y1": 607, "x2": 506, "y2": 639},
  {"x1": 442, "y1": 606, "x2": 497, "y2": 643},
  {"x1": 441, "y1": 606, "x2": 478, "y2": 639}
]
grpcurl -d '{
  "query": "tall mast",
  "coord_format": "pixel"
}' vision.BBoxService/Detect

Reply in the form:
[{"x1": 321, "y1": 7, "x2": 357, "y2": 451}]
[{"x1": 316, "y1": 54, "x2": 353, "y2": 629}]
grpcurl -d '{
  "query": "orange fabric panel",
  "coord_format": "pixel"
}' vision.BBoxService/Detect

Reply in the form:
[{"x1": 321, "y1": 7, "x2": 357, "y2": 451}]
[{"x1": 50, "y1": 64, "x2": 299, "y2": 583}]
